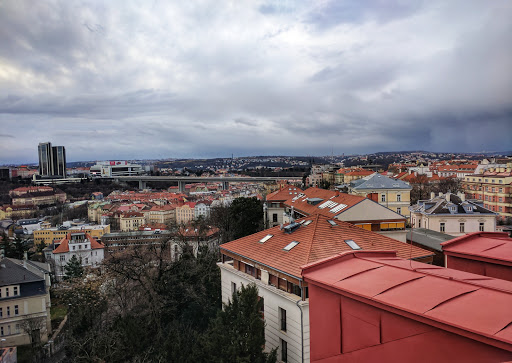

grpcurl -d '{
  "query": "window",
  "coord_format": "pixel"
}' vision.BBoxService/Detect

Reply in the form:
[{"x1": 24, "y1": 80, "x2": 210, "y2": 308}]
[
  {"x1": 13, "y1": 287, "x2": 17, "y2": 295},
  {"x1": 500, "y1": 188, "x2": 503, "y2": 192},
  {"x1": 281, "y1": 339, "x2": 288, "y2": 362},
  {"x1": 396, "y1": 194, "x2": 401, "y2": 202},
  {"x1": 272, "y1": 213, "x2": 278, "y2": 223},
  {"x1": 15, "y1": 324, "x2": 19, "y2": 334},
  {"x1": 85, "y1": 258, "x2": 89, "y2": 264},
  {"x1": 0, "y1": 327, "x2": 3, "y2": 336},
  {"x1": 60, "y1": 255, "x2": 65, "y2": 262},
  {"x1": 460, "y1": 223, "x2": 465, "y2": 233},
  {"x1": 73, "y1": 245, "x2": 76, "y2": 250},
  {"x1": 279, "y1": 307, "x2": 287, "y2": 331},
  {"x1": 5, "y1": 288, "x2": 8, "y2": 297},
  {"x1": 418, "y1": 219, "x2": 421, "y2": 228},
  {"x1": 479, "y1": 222, "x2": 484, "y2": 232},
  {"x1": 440, "y1": 223, "x2": 445, "y2": 232},
  {"x1": 0, "y1": 307, "x2": 2, "y2": 317},
  {"x1": 231, "y1": 282, "x2": 237, "y2": 295},
  {"x1": 6, "y1": 307, "x2": 10, "y2": 316},
  {"x1": 396, "y1": 207, "x2": 401, "y2": 215},
  {"x1": 258, "y1": 297, "x2": 265, "y2": 319},
  {"x1": 381, "y1": 194, "x2": 386, "y2": 202},
  {"x1": 14, "y1": 305, "x2": 18, "y2": 316}
]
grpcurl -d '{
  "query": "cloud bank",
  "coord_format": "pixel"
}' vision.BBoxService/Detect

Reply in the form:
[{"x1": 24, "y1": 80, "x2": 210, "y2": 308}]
[{"x1": 0, "y1": 0, "x2": 511, "y2": 163}]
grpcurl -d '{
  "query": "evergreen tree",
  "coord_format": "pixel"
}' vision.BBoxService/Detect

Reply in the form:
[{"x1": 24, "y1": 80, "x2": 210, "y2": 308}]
[
  {"x1": 64, "y1": 255, "x2": 84, "y2": 280},
  {"x1": 229, "y1": 197, "x2": 264, "y2": 240},
  {"x1": 12, "y1": 234, "x2": 26, "y2": 260},
  {"x1": 206, "y1": 283, "x2": 277, "y2": 363},
  {"x1": 0, "y1": 231, "x2": 11, "y2": 258}
]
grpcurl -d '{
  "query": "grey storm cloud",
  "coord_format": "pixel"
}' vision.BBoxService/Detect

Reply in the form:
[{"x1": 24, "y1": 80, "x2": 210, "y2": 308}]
[{"x1": 0, "y1": 0, "x2": 511, "y2": 164}]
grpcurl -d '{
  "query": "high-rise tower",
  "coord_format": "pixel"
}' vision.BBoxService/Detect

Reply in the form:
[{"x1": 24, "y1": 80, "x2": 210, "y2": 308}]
[{"x1": 38, "y1": 142, "x2": 66, "y2": 177}]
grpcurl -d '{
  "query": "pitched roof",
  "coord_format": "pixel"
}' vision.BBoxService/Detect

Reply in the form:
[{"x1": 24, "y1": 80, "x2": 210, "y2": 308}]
[
  {"x1": 302, "y1": 250, "x2": 512, "y2": 350},
  {"x1": 266, "y1": 186, "x2": 304, "y2": 202},
  {"x1": 410, "y1": 193, "x2": 495, "y2": 216},
  {"x1": 220, "y1": 215, "x2": 433, "y2": 278},
  {"x1": 0, "y1": 258, "x2": 44, "y2": 286},
  {"x1": 53, "y1": 232, "x2": 105, "y2": 254},
  {"x1": 283, "y1": 187, "x2": 366, "y2": 218},
  {"x1": 351, "y1": 173, "x2": 412, "y2": 190},
  {"x1": 441, "y1": 232, "x2": 512, "y2": 265}
]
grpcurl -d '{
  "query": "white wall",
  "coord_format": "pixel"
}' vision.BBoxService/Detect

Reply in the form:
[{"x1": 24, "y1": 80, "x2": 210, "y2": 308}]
[{"x1": 219, "y1": 263, "x2": 310, "y2": 363}]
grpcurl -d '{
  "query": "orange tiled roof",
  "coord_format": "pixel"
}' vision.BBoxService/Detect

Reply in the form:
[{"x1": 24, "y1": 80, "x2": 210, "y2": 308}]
[
  {"x1": 266, "y1": 186, "x2": 304, "y2": 202},
  {"x1": 284, "y1": 187, "x2": 365, "y2": 218},
  {"x1": 53, "y1": 232, "x2": 104, "y2": 254},
  {"x1": 221, "y1": 215, "x2": 433, "y2": 278}
]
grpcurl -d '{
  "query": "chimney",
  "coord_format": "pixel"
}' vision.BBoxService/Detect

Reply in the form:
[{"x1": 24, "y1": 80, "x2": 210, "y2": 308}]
[
  {"x1": 458, "y1": 192, "x2": 465, "y2": 201},
  {"x1": 439, "y1": 192, "x2": 443, "y2": 197},
  {"x1": 445, "y1": 193, "x2": 451, "y2": 202},
  {"x1": 430, "y1": 192, "x2": 435, "y2": 200}
]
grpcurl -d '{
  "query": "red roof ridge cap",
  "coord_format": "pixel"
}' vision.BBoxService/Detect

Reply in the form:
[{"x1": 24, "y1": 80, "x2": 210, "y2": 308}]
[
  {"x1": 305, "y1": 214, "x2": 321, "y2": 264},
  {"x1": 301, "y1": 250, "x2": 397, "y2": 276}
]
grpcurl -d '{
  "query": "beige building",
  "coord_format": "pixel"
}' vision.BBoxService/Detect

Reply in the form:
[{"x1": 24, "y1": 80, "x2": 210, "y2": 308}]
[
  {"x1": 119, "y1": 212, "x2": 146, "y2": 232},
  {"x1": 349, "y1": 173, "x2": 412, "y2": 219},
  {"x1": 33, "y1": 224, "x2": 110, "y2": 245},
  {"x1": 176, "y1": 203, "x2": 196, "y2": 225},
  {"x1": 410, "y1": 192, "x2": 497, "y2": 236},
  {"x1": 0, "y1": 259, "x2": 51, "y2": 346},
  {"x1": 148, "y1": 205, "x2": 176, "y2": 225}
]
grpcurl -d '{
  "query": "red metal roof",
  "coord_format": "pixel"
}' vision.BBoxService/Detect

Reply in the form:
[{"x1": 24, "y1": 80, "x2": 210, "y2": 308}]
[
  {"x1": 220, "y1": 215, "x2": 433, "y2": 278},
  {"x1": 441, "y1": 232, "x2": 512, "y2": 266},
  {"x1": 303, "y1": 251, "x2": 512, "y2": 351}
]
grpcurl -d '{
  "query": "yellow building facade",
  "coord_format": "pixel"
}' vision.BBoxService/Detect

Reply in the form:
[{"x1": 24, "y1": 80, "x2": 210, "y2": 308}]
[{"x1": 33, "y1": 224, "x2": 110, "y2": 245}]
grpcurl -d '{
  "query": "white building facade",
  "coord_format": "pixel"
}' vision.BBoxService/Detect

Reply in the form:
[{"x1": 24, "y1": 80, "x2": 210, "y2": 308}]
[{"x1": 47, "y1": 232, "x2": 105, "y2": 280}]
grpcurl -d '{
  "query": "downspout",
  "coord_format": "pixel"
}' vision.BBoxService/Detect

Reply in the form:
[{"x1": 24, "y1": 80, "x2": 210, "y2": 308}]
[{"x1": 296, "y1": 281, "x2": 304, "y2": 363}]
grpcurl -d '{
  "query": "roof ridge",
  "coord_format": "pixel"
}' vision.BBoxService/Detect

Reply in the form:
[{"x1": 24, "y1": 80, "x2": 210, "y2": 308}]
[{"x1": 305, "y1": 214, "x2": 321, "y2": 264}]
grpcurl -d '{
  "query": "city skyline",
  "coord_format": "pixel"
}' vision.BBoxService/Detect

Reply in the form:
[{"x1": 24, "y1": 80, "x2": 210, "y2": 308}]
[{"x1": 1, "y1": 1, "x2": 511, "y2": 164}]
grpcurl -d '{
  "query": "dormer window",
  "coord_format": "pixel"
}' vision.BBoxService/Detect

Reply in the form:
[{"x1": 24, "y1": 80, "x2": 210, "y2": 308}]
[{"x1": 450, "y1": 206, "x2": 456, "y2": 212}]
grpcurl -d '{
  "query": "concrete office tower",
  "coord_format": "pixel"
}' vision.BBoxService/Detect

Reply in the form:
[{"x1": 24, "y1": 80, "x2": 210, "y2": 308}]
[{"x1": 38, "y1": 142, "x2": 67, "y2": 177}]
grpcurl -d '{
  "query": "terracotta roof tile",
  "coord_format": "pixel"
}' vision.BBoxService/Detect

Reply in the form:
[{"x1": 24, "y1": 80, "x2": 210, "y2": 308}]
[
  {"x1": 284, "y1": 187, "x2": 365, "y2": 218},
  {"x1": 53, "y1": 232, "x2": 104, "y2": 254},
  {"x1": 221, "y1": 215, "x2": 433, "y2": 278}
]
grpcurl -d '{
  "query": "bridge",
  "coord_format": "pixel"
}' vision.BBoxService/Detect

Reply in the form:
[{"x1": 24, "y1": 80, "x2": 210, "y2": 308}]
[{"x1": 113, "y1": 175, "x2": 298, "y2": 191}]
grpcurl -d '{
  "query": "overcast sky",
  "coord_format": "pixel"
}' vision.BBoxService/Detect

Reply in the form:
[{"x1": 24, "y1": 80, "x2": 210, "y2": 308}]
[{"x1": 1, "y1": 0, "x2": 511, "y2": 164}]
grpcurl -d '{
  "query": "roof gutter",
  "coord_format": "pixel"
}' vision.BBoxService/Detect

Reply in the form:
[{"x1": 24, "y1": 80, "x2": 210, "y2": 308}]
[{"x1": 220, "y1": 248, "x2": 302, "y2": 281}]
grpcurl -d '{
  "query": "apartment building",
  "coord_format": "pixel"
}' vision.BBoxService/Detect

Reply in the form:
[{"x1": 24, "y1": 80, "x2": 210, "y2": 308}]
[
  {"x1": 0, "y1": 259, "x2": 52, "y2": 346},
  {"x1": 409, "y1": 192, "x2": 496, "y2": 236},
  {"x1": 48, "y1": 232, "x2": 104, "y2": 281},
  {"x1": 349, "y1": 173, "x2": 412, "y2": 218},
  {"x1": 219, "y1": 215, "x2": 433, "y2": 363},
  {"x1": 277, "y1": 187, "x2": 408, "y2": 242},
  {"x1": 265, "y1": 186, "x2": 304, "y2": 227},
  {"x1": 462, "y1": 165, "x2": 512, "y2": 220},
  {"x1": 33, "y1": 224, "x2": 110, "y2": 245}
]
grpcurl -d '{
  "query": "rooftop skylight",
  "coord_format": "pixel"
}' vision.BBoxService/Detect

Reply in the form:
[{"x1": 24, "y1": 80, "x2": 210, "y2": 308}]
[
  {"x1": 345, "y1": 239, "x2": 361, "y2": 250},
  {"x1": 283, "y1": 241, "x2": 299, "y2": 251},
  {"x1": 303, "y1": 220, "x2": 313, "y2": 226},
  {"x1": 327, "y1": 220, "x2": 337, "y2": 226},
  {"x1": 259, "y1": 234, "x2": 273, "y2": 243}
]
